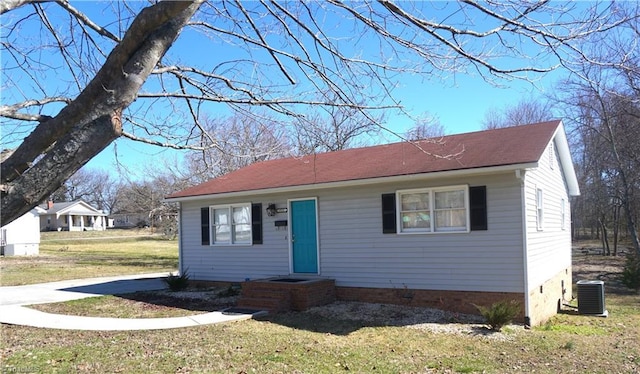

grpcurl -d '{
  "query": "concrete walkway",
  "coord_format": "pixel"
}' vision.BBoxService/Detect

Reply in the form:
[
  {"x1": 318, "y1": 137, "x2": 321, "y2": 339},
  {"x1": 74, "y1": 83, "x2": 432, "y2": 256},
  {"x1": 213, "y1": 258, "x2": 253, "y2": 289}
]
[{"x1": 0, "y1": 273, "x2": 262, "y2": 331}]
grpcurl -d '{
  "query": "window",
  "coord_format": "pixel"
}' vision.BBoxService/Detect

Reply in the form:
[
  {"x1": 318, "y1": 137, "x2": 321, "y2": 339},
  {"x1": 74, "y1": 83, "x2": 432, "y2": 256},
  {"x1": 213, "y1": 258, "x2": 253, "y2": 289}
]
[
  {"x1": 536, "y1": 188, "x2": 544, "y2": 230},
  {"x1": 211, "y1": 204, "x2": 252, "y2": 245},
  {"x1": 397, "y1": 185, "x2": 469, "y2": 233},
  {"x1": 201, "y1": 203, "x2": 262, "y2": 246},
  {"x1": 434, "y1": 189, "x2": 466, "y2": 231},
  {"x1": 399, "y1": 191, "x2": 431, "y2": 232}
]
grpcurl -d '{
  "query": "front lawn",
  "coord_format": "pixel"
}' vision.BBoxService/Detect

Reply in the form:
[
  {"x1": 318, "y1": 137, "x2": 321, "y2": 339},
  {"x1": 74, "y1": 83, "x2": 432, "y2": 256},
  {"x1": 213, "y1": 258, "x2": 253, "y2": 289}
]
[
  {"x1": 1, "y1": 240, "x2": 638, "y2": 373},
  {"x1": 0, "y1": 229, "x2": 177, "y2": 286}
]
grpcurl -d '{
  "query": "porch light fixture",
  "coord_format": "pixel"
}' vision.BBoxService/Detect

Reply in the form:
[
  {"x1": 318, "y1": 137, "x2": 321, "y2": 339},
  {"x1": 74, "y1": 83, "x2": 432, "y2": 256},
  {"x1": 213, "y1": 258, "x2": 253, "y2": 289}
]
[{"x1": 266, "y1": 203, "x2": 277, "y2": 217}]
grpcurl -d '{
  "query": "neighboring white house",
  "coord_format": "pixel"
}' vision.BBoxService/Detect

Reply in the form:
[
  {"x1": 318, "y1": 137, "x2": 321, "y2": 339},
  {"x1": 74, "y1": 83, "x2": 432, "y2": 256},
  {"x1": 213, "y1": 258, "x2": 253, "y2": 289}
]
[
  {"x1": 39, "y1": 200, "x2": 108, "y2": 231},
  {"x1": 1, "y1": 207, "x2": 45, "y2": 256},
  {"x1": 110, "y1": 212, "x2": 149, "y2": 228},
  {"x1": 165, "y1": 120, "x2": 580, "y2": 327}
]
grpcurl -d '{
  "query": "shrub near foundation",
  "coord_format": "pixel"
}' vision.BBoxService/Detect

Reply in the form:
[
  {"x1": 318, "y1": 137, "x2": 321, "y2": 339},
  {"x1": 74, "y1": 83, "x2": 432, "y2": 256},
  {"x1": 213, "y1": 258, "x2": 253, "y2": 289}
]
[
  {"x1": 474, "y1": 300, "x2": 521, "y2": 331},
  {"x1": 164, "y1": 271, "x2": 190, "y2": 291}
]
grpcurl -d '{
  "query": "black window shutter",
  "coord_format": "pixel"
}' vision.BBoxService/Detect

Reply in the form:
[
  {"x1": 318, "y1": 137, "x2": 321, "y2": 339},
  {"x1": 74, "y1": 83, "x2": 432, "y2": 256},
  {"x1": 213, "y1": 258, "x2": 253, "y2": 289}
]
[
  {"x1": 382, "y1": 193, "x2": 397, "y2": 234},
  {"x1": 201, "y1": 207, "x2": 210, "y2": 245},
  {"x1": 251, "y1": 203, "x2": 263, "y2": 244},
  {"x1": 470, "y1": 186, "x2": 488, "y2": 231}
]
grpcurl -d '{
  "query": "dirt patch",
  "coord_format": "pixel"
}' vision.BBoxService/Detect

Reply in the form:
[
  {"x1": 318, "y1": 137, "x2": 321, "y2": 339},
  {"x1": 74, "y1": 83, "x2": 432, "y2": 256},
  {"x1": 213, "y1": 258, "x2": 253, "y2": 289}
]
[
  {"x1": 572, "y1": 244, "x2": 635, "y2": 295},
  {"x1": 123, "y1": 287, "x2": 240, "y2": 312},
  {"x1": 303, "y1": 301, "x2": 520, "y2": 341}
]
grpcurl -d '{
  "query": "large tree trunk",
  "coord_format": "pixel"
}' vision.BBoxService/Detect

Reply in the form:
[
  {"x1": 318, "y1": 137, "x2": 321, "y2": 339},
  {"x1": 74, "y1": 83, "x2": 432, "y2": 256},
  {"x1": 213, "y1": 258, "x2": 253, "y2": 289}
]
[
  {"x1": 0, "y1": 0, "x2": 203, "y2": 225},
  {"x1": 613, "y1": 203, "x2": 620, "y2": 256},
  {"x1": 1, "y1": 114, "x2": 122, "y2": 220}
]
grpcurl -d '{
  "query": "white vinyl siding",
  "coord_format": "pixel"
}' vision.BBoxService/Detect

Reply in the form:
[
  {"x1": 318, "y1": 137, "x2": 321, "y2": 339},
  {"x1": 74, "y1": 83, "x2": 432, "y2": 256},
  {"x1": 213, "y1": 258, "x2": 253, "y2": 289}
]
[
  {"x1": 524, "y1": 138, "x2": 572, "y2": 290},
  {"x1": 178, "y1": 173, "x2": 525, "y2": 293},
  {"x1": 180, "y1": 199, "x2": 289, "y2": 281},
  {"x1": 561, "y1": 198, "x2": 566, "y2": 230},
  {"x1": 397, "y1": 185, "x2": 469, "y2": 233}
]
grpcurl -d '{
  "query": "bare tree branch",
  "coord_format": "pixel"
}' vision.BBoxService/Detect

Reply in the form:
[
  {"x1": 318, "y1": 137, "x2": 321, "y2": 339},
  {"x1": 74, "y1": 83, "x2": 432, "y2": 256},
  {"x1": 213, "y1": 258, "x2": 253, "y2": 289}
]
[
  {"x1": 54, "y1": 0, "x2": 120, "y2": 43},
  {"x1": 2, "y1": 0, "x2": 637, "y2": 226},
  {"x1": 0, "y1": 0, "x2": 48, "y2": 15}
]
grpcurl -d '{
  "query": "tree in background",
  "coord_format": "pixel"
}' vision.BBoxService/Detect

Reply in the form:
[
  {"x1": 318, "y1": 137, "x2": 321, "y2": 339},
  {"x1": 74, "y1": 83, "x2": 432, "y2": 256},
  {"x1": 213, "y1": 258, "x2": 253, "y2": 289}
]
[
  {"x1": 50, "y1": 168, "x2": 121, "y2": 213},
  {"x1": 556, "y1": 20, "x2": 640, "y2": 257},
  {"x1": 482, "y1": 97, "x2": 555, "y2": 130},
  {"x1": 291, "y1": 93, "x2": 385, "y2": 154},
  {"x1": 2, "y1": 1, "x2": 638, "y2": 225},
  {"x1": 404, "y1": 113, "x2": 445, "y2": 141},
  {"x1": 182, "y1": 112, "x2": 290, "y2": 184},
  {"x1": 111, "y1": 172, "x2": 179, "y2": 235}
]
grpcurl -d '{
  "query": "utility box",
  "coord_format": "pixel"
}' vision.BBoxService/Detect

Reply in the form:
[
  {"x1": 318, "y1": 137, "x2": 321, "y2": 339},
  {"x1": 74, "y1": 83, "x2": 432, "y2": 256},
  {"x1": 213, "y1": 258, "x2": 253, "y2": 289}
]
[{"x1": 577, "y1": 280, "x2": 607, "y2": 316}]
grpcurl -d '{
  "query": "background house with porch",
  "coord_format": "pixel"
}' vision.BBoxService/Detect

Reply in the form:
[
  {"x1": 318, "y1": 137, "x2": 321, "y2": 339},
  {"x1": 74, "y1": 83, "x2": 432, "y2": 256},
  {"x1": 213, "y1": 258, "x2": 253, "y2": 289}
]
[{"x1": 40, "y1": 200, "x2": 108, "y2": 231}]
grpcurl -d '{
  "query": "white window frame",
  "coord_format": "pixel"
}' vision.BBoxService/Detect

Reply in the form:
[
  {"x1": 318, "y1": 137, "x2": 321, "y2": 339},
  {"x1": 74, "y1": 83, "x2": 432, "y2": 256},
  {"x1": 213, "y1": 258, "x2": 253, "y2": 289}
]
[
  {"x1": 396, "y1": 185, "x2": 470, "y2": 234},
  {"x1": 209, "y1": 203, "x2": 252, "y2": 246},
  {"x1": 536, "y1": 188, "x2": 544, "y2": 231}
]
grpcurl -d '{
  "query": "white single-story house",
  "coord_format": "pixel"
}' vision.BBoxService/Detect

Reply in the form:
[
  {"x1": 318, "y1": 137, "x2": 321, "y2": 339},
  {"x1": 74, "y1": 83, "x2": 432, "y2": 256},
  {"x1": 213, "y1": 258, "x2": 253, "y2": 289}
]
[
  {"x1": 166, "y1": 120, "x2": 580, "y2": 326},
  {"x1": 110, "y1": 212, "x2": 149, "y2": 228},
  {"x1": 39, "y1": 200, "x2": 108, "y2": 231},
  {"x1": 1, "y1": 207, "x2": 45, "y2": 256}
]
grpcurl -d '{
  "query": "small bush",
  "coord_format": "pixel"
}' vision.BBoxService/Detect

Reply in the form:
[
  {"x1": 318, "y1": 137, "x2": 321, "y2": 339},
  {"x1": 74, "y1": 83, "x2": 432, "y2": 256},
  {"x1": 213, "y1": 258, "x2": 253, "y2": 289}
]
[
  {"x1": 164, "y1": 271, "x2": 190, "y2": 291},
  {"x1": 474, "y1": 300, "x2": 520, "y2": 331},
  {"x1": 217, "y1": 284, "x2": 241, "y2": 298},
  {"x1": 621, "y1": 251, "x2": 640, "y2": 292}
]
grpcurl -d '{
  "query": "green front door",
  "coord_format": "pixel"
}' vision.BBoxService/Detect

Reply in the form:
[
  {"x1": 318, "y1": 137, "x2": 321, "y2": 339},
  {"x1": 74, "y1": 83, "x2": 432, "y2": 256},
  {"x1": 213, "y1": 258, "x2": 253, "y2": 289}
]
[{"x1": 290, "y1": 199, "x2": 318, "y2": 274}]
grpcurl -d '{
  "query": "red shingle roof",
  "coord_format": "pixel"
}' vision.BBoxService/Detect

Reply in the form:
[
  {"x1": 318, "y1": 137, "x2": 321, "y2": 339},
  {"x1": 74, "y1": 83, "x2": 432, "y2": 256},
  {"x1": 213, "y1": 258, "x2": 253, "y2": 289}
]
[{"x1": 167, "y1": 120, "x2": 561, "y2": 199}]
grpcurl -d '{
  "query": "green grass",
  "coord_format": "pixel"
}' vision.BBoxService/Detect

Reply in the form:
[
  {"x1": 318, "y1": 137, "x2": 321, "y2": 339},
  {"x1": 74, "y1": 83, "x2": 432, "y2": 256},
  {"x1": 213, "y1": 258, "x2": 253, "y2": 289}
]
[
  {"x1": 29, "y1": 295, "x2": 217, "y2": 318},
  {"x1": 3, "y1": 307, "x2": 638, "y2": 374},
  {"x1": 40, "y1": 228, "x2": 159, "y2": 240},
  {"x1": 1, "y1": 241, "x2": 639, "y2": 373},
  {"x1": 0, "y1": 230, "x2": 177, "y2": 286}
]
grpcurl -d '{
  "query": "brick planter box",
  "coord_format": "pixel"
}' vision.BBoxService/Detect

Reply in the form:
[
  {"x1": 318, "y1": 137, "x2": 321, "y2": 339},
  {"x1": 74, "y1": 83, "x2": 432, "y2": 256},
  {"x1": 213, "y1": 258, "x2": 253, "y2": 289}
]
[{"x1": 238, "y1": 277, "x2": 336, "y2": 312}]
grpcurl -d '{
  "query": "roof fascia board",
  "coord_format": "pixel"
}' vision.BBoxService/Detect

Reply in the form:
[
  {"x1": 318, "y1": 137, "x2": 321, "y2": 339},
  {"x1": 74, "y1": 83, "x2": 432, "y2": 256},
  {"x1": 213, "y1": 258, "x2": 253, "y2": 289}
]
[
  {"x1": 165, "y1": 162, "x2": 539, "y2": 203},
  {"x1": 551, "y1": 121, "x2": 581, "y2": 196}
]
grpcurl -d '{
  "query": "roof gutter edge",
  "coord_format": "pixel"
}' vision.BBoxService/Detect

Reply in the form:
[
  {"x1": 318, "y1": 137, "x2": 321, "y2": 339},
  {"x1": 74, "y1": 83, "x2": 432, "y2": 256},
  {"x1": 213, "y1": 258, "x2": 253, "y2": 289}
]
[{"x1": 164, "y1": 162, "x2": 539, "y2": 203}]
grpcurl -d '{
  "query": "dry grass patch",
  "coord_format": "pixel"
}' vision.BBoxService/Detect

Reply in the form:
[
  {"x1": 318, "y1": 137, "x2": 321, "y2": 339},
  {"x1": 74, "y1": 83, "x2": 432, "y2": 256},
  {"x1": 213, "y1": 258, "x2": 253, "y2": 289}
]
[
  {"x1": 29, "y1": 287, "x2": 239, "y2": 318},
  {"x1": 0, "y1": 232, "x2": 177, "y2": 286},
  {"x1": 1, "y1": 241, "x2": 639, "y2": 373}
]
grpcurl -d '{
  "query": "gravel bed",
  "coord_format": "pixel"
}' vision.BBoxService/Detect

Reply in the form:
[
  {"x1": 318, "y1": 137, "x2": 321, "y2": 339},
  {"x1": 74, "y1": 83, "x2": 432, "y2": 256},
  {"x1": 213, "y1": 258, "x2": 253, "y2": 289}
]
[{"x1": 306, "y1": 301, "x2": 523, "y2": 341}]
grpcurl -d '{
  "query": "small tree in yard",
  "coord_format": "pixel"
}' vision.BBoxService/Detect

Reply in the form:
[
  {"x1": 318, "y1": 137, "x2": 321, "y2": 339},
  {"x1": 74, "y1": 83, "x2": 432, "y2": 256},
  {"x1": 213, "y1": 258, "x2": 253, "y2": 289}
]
[{"x1": 621, "y1": 252, "x2": 640, "y2": 293}]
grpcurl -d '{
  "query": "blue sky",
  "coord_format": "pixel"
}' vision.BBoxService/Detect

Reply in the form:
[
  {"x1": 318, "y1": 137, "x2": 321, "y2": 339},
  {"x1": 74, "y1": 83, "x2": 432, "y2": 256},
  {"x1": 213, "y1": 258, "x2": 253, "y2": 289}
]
[
  {"x1": 1, "y1": 1, "x2": 568, "y2": 181},
  {"x1": 85, "y1": 70, "x2": 558, "y2": 178}
]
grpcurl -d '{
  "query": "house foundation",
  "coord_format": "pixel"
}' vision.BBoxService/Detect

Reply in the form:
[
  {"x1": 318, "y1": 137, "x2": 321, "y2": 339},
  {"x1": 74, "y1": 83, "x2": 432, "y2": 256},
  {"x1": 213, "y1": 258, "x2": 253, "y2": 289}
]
[
  {"x1": 336, "y1": 286, "x2": 525, "y2": 321},
  {"x1": 527, "y1": 266, "x2": 572, "y2": 326}
]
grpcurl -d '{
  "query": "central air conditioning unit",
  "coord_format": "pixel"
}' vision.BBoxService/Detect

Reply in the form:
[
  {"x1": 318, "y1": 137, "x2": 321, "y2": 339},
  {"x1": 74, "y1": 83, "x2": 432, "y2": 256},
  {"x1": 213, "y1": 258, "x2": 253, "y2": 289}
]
[{"x1": 576, "y1": 280, "x2": 608, "y2": 316}]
